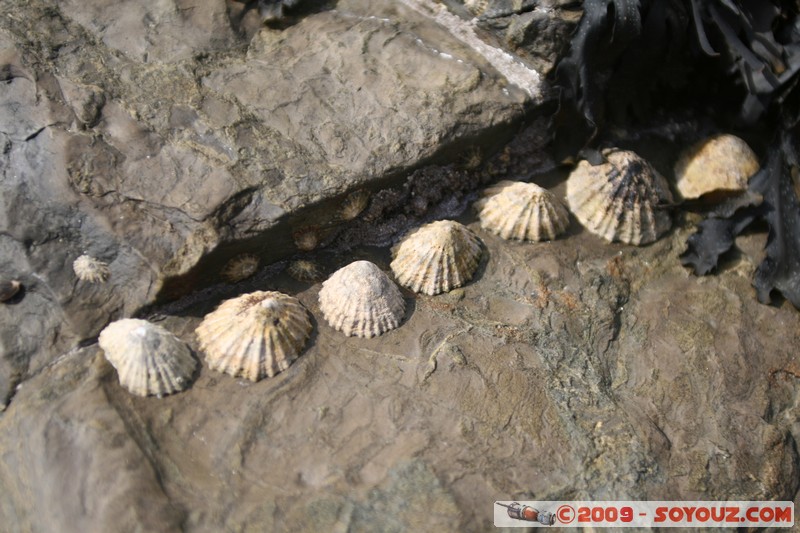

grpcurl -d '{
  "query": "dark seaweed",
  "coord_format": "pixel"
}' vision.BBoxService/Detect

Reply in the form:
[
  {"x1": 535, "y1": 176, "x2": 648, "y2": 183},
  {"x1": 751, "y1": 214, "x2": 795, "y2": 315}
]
[
  {"x1": 752, "y1": 132, "x2": 800, "y2": 306},
  {"x1": 552, "y1": 0, "x2": 800, "y2": 308}
]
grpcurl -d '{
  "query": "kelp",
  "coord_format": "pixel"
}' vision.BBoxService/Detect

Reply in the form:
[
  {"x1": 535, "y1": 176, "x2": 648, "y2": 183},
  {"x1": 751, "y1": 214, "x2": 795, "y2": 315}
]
[{"x1": 552, "y1": 0, "x2": 800, "y2": 308}]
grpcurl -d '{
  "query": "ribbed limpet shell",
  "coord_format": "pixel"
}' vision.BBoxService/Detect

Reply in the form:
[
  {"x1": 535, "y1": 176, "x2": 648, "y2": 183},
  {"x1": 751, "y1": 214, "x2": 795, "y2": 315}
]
[
  {"x1": 390, "y1": 220, "x2": 482, "y2": 295},
  {"x1": 674, "y1": 134, "x2": 760, "y2": 200},
  {"x1": 196, "y1": 291, "x2": 312, "y2": 381},
  {"x1": 287, "y1": 259, "x2": 323, "y2": 282},
  {"x1": 98, "y1": 319, "x2": 197, "y2": 397},
  {"x1": 566, "y1": 149, "x2": 673, "y2": 245},
  {"x1": 318, "y1": 260, "x2": 405, "y2": 338},
  {"x1": 339, "y1": 189, "x2": 370, "y2": 221},
  {"x1": 221, "y1": 254, "x2": 259, "y2": 283},
  {"x1": 73, "y1": 254, "x2": 110, "y2": 283},
  {"x1": 476, "y1": 180, "x2": 570, "y2": 241}
]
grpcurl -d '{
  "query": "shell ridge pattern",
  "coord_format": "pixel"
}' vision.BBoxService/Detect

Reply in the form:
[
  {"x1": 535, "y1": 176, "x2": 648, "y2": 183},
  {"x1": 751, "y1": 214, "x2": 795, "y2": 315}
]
[
  {"x1": 196, "y1": 291, "x2": 312, "y2": 381},
  {"x1": 319, "y1": 261, "x2": 405, "y2": 337},
  {"x1": 566, "y1": 150, "x2": 673, "y2": 245},
  {"x1": 99, "y1": 319, "x2": 196, "y2": 397}
]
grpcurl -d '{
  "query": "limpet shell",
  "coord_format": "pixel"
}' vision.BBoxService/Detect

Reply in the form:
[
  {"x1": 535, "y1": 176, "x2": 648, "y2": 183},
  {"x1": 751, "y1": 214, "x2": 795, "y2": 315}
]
[
  {"x1": 476, "y1": 180, "x2": 570, "y2": 241},
  {"x1": 390, "y1": 220, "x2": 482, "y2": 295},
  {"x1": 293, "y1": 226, "x2": 321, "y2": 251},
  {"x1": 339, "y1": 189, "x2": 370, "y2": 221},
  {"x1": 221, "y1": 254, "x2": 259, "y2": 283},
  {"x1": 196, "y1": 291, "x2": 312, "y2": 381},
  {"x1": 674, "y1": 134, "x2": 760, "y2": 200},
  {"x1": 566, "y1": 149, "x2": 673, "y2": 245},
  {"x1": 319, "y1": 260, "x2": 405, "y2": 338},
  {"x1": 73, "y1": 254, "x2": 110, "y2": 283},
  {"x1": 98, "y1": 319, "x2": 197, "y2": 397},
  {"x1": 0, "y1": 280, "x2": 21, "y2": 302},
  {"x1": 287, "y1": 259, "x2": 323, "y2": 282}
]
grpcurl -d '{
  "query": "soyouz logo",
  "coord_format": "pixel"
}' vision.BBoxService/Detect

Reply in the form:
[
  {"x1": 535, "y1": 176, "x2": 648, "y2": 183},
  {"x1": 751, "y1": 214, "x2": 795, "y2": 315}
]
[{"x1": 493, "y1": 501, "x2": 794, "y2": 528}]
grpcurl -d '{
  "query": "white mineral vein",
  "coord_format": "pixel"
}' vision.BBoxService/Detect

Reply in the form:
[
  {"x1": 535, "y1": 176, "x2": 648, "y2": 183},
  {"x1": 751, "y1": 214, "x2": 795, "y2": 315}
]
[{"x1": 398, "y1": 0, "x2": 546, "y2": 100}]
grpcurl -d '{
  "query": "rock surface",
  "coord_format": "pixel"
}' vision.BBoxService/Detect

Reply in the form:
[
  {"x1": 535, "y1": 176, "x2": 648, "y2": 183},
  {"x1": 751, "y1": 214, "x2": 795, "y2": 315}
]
[
  {"x1": 0, "y1": 0, "x2": 551, "y2": 405},
  {"x1": 2, "y1": 1, "x2": 799, "y2": 532},
  {"x1": 2, "y1": 210, "x2": 799, "y2": 531},
  {"x1": 447, "y1": 0, "x2": 582, "y2": 76}
]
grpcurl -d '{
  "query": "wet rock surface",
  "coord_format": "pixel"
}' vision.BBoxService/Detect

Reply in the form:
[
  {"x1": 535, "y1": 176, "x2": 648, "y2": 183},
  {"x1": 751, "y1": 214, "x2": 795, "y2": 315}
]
[{"x1": 2, "y1": 1, "x2": 800, "y2": 532}]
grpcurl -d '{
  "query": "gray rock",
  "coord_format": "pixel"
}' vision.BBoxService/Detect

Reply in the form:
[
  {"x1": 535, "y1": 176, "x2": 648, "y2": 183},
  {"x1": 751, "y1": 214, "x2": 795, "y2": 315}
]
[
  {"x1": 0, "y1": 348, "x2": 184, "y2": 532},
  {"x1": 446, "y1": 0, "x2": 582, "y2": 76},
  {"x1": 0, "y1": 0, "x2": 551, "y2": 405}
]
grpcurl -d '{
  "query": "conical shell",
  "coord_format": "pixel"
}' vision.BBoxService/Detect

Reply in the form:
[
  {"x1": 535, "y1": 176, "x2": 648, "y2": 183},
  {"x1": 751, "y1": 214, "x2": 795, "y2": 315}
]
[
  {"x1": 566, "y1": 149, "x2": 673, "y2": 245},
  {"x1": 476, "y1": 181, "x2": 570, "y2": 241},
  {"x1": 196, "y1": 291, "x2": 312, "y2": 381},
  {"x1": 318, "y1": 261, "x2": 405, "y2": 338},
  {"x1": 221, "y1": 254, "x2": 259, "y2": 283},
  {"x1": 674, "y1": 134, "x2": 759, "y2": 200},
  {"x1": 98, "y1": 319, "x2": 197, "y2": 397},
  {"x1": 73, "y1": 254, "x2": 110, "y2": 283},
  {"x1": 0, "y1": 280, "x2": 21, "y2": 302},
  {"x1": 390, "y1": 220, "x2": 482, "y2": 295}
]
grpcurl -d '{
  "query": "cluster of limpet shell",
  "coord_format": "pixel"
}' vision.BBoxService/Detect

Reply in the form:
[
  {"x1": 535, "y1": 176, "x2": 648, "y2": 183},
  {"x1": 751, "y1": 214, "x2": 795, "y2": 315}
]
[
  {"x1": 391, "y1": 220, "x2": 483, "y2": 295},
  {"x1": 566, "y1": 149, "x2": 674, "y2": 245},
  {"x1": 99, "y1": 319, "x2": 197, "y2": 397},
  {"x1": 90, "y1": 133, "x2": 765, "y2": 398},
  {"x1": 196, "y1": 291, "x2": 313, "y2": 381},
  {"x1": 476, "y1": 180, "x2": 570, "y2": 242}
]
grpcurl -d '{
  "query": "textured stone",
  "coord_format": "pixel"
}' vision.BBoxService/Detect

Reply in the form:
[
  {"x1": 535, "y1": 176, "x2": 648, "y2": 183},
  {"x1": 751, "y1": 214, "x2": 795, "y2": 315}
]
[
  {"x1": 0, "y1": 0, "x2": 548, "y2": 404},
  {"x1": 2, "y1": 216, "x2": 798, "y2": 531}
]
